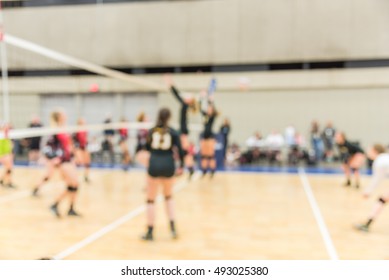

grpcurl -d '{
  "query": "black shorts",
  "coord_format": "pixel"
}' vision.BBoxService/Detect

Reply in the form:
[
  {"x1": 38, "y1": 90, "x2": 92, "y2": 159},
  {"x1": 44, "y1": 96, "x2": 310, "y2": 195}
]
[
  {"x1": 201, "y1": 132, "x2": 215, "y2": 140},
  {"x1": 28, "y1": 143, "x2": 40, "y2": 151},
  {"x1": 136, "y1": 144, "x2": 148, "y2": 153},
  {"x1": 340, "y1": 153, "x2": 351, "y2": 164},
  {"x1": 148, "y1": 154, "x2": 175, "y2": 178}
]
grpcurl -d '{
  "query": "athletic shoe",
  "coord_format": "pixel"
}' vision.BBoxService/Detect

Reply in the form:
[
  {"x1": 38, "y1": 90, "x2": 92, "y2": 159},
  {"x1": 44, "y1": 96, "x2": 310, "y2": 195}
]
[
  {"x1": 50, "y1": 204, "x2": 61, "y2": 218},
  {"x1": 6, "y1": 183, "x2": 16, "y2": 189},
  {"x1": 141, "y1": 233, "x2": 153, "y2": 241},
  {"x1": 171, "y1": 230, "x2": 178, "y2": 240},
  {"x1": 32, "y1": 188, "x2": 39, "y2": 197},
  {"x1": 354, "y1": 224, "x2": 369, "y2": 232},
  {"x1": 68, "y1": 209, "x2": 82, "y2": 217}
]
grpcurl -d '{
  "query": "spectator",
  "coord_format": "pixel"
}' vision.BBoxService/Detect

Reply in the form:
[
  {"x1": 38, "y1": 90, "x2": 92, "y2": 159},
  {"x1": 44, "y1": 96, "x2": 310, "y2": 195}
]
[
  {"x1": 310, "y1": 121, "x2": 324, "y2": 163},
  {"x1": 322, "y1": 121, "x2": 336, "y2": 162},
  {"x1": 246, "y1": 131, "x2": 265, "y2": 149},
  {"x1": 242, "y1": 132, "x2": 265, "y2": 164},
  {"x1": 266, "y1": 130, "x2": 284, "y2": 165},
  {"x1": 284, "y1": 125, "x2": 296, "y2": 147},
  {"x1": 102, "y1": 116, "x2": 115, "y2": 165},
  {"x1": 288, "y1": 132, "x2": 309, "y2": 165},
  {"x1": 226, "y1": 143, "x2": 241, "y2": 167}
]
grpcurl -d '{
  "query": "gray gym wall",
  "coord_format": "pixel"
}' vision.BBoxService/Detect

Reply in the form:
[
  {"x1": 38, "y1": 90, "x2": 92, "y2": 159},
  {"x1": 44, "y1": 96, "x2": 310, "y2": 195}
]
[{"x1": 1, "y1": 0, "x2": 389, "y2": 148}]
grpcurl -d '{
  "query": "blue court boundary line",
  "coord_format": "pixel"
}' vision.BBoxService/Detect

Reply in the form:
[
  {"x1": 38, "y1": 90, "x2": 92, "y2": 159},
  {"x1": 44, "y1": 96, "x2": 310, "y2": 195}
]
[{"x1": 13, "y1": 161, "x2": 373, "y2": 176}]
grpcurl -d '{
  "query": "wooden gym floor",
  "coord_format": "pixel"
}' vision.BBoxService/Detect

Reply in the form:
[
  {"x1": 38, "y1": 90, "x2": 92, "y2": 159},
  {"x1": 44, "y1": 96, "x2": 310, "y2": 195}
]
[{"x1": 0, "y1": 167, "x2": 388, "y2": 260}]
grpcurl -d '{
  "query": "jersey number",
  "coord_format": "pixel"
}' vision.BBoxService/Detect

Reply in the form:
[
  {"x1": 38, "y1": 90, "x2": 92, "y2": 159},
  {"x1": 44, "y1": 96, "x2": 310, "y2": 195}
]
[{"x1": 151, "y1": 132, "x2": 172, "y2": 150}]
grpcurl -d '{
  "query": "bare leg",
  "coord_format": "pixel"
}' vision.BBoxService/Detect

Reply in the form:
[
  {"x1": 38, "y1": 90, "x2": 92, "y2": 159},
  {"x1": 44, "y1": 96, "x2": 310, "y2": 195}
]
[
  {"x1": 143, "y1": 176, "x2": 158, "y2": 241},
  {"x1": 200, "y1": 140, "x2": 210, "y2": 176},
  {"x1": 51, "y1": 162, "x2": 80, "y2": 218},
  {"x1": 208, "y1": 139, "x2": 216, "y2": 178},
  {"x1": 350, "y1": 153, "x2": 365, "y2": 189},
  {"x1": 353, "y1": 169, "x2": 360, "y2": 189},
  {"x1": 356, "y1": 192, "x2": 389, "y2": 232},
  {"x1": 162, "y1": 178, "x2": 177, "y2": 238},
  {"x1": 162, "y1": 178, "x2": 175, "y2": 221},
  {"x1": 185, "y1": 154, "x2": 194, "y2": 179},
  {"x1": 83, "y1": 150, "x2": 91, "y2": 182},
  {"x1": 120, "y1": 142, "x2": 131, "y2": 171},
  {"x1": 342, "y1": 164, "x2": 351, "y2": 186},
  {"x1": 33, "y1": 159, "x2": 55, "y2": 196},
  {"x1": 0, "y1": 155, "x2": 15, "y2": 188}
]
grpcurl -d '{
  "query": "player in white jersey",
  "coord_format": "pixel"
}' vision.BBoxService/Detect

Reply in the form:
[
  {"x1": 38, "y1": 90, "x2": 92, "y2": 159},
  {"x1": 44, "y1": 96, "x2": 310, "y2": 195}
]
[{"x1": 354, "y1": 144, "x2": 389, "y2": 232}]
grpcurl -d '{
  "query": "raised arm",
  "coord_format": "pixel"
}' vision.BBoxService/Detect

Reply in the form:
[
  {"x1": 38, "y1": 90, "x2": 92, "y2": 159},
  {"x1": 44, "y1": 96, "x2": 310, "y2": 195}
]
[
  {"x1": 171, "y1": 86, "x2": 185, "y2": 105},
  {"x1": 164, "y1": 74, "x2": 184, "y2": 105}
]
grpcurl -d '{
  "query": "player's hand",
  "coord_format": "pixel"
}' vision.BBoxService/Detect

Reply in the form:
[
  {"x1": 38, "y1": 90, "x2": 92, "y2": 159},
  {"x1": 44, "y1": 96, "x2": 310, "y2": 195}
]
[{"x1": 175, "y1": 167, "x2": 183, "y2": 176}]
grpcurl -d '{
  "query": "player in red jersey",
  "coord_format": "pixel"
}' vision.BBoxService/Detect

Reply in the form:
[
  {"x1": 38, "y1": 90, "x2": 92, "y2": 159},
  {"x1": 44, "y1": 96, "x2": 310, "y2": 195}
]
[
  {"x1": 47, "y1": 110, "x2": 82, "y2": 218},
  {"x1": 74, "y1": 118, "x2": 91, "y2": 182}
]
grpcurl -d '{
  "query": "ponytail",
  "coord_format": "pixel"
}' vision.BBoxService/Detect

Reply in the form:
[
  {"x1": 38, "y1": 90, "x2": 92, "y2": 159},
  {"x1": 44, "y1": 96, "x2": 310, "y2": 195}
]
[{"x1": 156, "y1": 108, "x2": 171, "y2": 128}]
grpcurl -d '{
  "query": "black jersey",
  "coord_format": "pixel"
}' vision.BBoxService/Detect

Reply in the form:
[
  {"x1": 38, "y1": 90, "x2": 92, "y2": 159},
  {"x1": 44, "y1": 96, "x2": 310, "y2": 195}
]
[
  {"x1": 201, "y1": 110, "x2": 217, "y2": 139},
  {"x1": 171, "y1": 86, "x2": 189, "y2": 135},
  {"x1": 338, "y1": 140, "x2": 364, "y2": 156},
  {"x1": 147, "y1": 126, "x2": 184, "y2": 167}
]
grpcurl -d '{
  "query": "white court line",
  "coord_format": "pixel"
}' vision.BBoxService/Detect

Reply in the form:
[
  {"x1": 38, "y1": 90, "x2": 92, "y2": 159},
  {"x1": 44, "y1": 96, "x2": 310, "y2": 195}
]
[
  {"x1": 53, "y1": 172, "x2": 201, "y2": 260},
  {"x1": 0, "y1": 190, "x2": 30, "y2": 204},
  {"x1": 298, "y1": 168, "x2": 339, "y2": 260}
]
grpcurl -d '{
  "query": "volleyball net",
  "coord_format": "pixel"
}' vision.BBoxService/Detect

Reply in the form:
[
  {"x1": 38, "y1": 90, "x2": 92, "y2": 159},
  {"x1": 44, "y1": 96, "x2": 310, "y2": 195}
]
[{"x1": 0, "y1": 30, "x2": 204, "y2": 164}]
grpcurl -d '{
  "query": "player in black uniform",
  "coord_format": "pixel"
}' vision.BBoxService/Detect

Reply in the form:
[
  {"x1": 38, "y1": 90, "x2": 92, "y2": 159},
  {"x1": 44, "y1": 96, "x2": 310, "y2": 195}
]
[
  {"x1": 165, "y1": 74, "x2": 196, "y2": 179},
  {"x1": 335, "y1": 132, "x2": 365, "y2": 189},
  {"x1": 200, "y1": 97, "x2": 218, "y2": 178},
  {"x1": 142, "y1": 108, "x2": 184, "y2": 241}
]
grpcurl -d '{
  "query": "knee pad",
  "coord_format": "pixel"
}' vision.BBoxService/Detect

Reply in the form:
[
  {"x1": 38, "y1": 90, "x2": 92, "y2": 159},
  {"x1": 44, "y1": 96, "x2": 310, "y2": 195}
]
[
  {"x1": 85, "y1": 164, "x2": 91, "y2": 168},
  {"x1": 43, "y1": 176, "x2": 49, "y2": 182},
  {"x1": 182, "y1": 149, "x2": 188, "y2": 157},
  {"x1": 6, "y1": 169, "x2": 12, "y2": 175},
  {"x1": 378, "y1": 197, "x2": 386, "y2": 204},
  {"x1": 207, "y1": 155, "x2": 215, "y2": 160},
  {"x1": 351, "y1": 168, "x2": 358, "y2": 173},
  {"x1": 67, "y1": 186, "x2": 78, "y2": 193},
  {"x1": 146, "y1": 199, "x2": 154, "y2": 204},
  {"x1": 165, "y1": 195, "x2": 172, "y2": 201}
]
